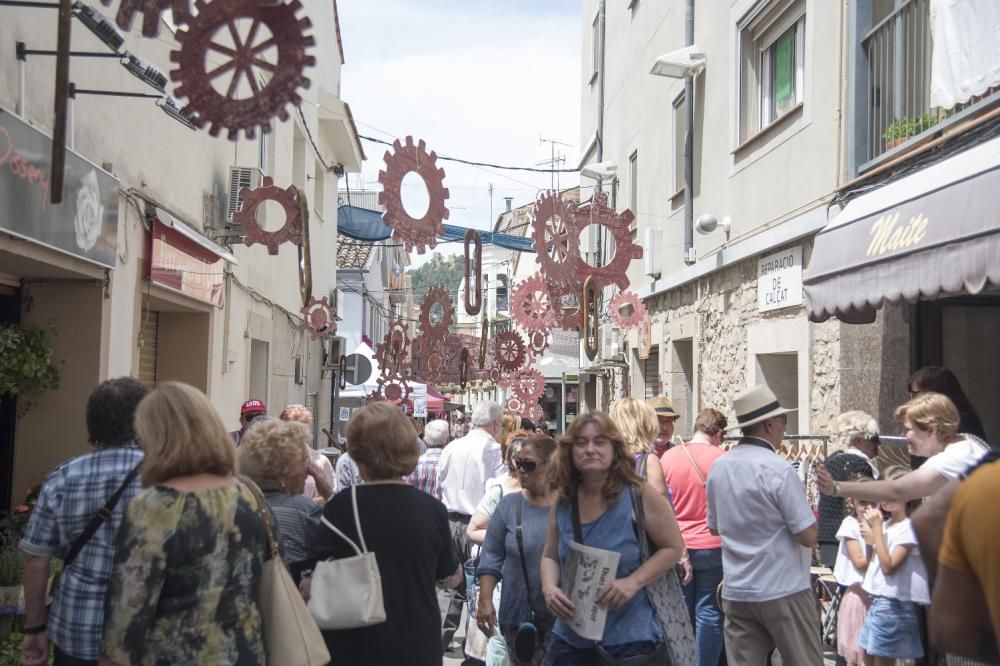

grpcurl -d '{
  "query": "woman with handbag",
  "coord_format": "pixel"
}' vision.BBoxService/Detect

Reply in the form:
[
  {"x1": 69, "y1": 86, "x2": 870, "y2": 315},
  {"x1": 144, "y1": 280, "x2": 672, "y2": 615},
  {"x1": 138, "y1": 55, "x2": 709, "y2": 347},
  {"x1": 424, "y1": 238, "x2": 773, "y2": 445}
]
[
  {"x1": 476, "y1": 434, "x2": 558, "y2": 665},
  {"x1": 100, "y1": 382, "x2": 274, "y2": 666},
  {"x1": 540, "y1": 413, "x2": 686, "y2": 665},
  {"x1": 306, "y1": 402, "x2": 463, "y2": 665}
]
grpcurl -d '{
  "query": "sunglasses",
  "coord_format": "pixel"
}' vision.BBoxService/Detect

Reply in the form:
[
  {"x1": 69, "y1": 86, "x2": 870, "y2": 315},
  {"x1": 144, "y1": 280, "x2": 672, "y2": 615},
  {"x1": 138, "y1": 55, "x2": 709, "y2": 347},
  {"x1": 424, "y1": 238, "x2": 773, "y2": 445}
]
[{"x1": 514, "y1": 458, "x2": 538, "y2": 472}]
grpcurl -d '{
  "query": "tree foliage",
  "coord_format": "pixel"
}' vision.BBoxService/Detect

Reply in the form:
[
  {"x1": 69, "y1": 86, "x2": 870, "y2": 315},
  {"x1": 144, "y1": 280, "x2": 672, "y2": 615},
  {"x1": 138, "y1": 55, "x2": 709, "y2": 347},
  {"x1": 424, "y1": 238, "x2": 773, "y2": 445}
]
[{"x1": 408, "y1": 253, "x2": 464, "y2": 301}]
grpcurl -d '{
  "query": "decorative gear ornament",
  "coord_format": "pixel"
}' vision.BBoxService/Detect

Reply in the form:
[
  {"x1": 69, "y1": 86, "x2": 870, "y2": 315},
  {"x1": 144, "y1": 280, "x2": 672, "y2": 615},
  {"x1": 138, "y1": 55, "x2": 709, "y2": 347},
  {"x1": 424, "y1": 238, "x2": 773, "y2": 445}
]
[
  {"x1": 374, "y1": 376, "x2": 411, "y2": 403},
  {"x1": 374, "y1": 319, "x2": 410, "y2": 377},
  {"x1": 609, "y1": 291, "x2": 648, "y2": 329},
  {"x1": 418, "y1": 285, "x2": 455, "y2": 343},
  {"x1": 527, "y1": 330, "x2": 549, "y2": 357},
  {"x1": 524, "y1": 403, "x2": 545, "y2": 424},
  {"x1": 532, "y1": 190, "x2": 581, "y2": 287},
  {"x1": 378, "y1": 136, "x2": 449, "y2": 254},
  {"x1": 112, "y1": 0, "x2": 189, "y2": 37},
  {"x1": 547, "y1": 279, "x2": 582, "y2": 331},
  {"x1": 299, "y1": 296, "x2": 335, "y2": 341},
  {"x1": 233, "y1": 176, "x2": 302, "y2": 254},
  {"x1": 505, "y1": 397, "x2": 523, "y2": 412},
  {"x1": 573, "y1": 193, "x2": 643, "y2": 291},
  {"x1": 169, "y1": 0, "x2": 316, "y2": 140},
  {"x1": 511, "y1": 273, "x2": 557, "y2": 334},
  {"x1": 493, "y1": 331, "x2": 528, "y2": 374},
  {"x1": 511, "y1": 369, "x2": 545, "y2": 402}
]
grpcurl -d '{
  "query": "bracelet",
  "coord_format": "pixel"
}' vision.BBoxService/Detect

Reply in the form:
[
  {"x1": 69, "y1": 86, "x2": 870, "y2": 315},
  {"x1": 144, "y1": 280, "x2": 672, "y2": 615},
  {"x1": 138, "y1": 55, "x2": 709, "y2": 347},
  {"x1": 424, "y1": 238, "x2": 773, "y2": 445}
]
[
  {"x1": 833, "y1": 481, "x2": 841, "y2": 497},
  {"x1": 22, "y1": 624, "x2": 46, "y2": 635}
]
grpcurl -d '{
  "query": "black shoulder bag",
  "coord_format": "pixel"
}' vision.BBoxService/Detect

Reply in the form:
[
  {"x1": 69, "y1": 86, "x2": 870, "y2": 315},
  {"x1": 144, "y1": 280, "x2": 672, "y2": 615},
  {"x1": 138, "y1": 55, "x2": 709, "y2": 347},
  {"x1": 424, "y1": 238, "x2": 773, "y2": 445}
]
[{"x1": 513, "y1": 494, "x2": 553, "y2": 661}]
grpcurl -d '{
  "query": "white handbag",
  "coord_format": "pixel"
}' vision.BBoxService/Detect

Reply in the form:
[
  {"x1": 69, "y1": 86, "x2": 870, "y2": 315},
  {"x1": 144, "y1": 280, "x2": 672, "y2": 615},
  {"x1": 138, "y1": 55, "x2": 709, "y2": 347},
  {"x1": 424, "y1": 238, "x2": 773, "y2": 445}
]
[{"x1": 308, "y1": 484, "x2": 387, "y2": 630}]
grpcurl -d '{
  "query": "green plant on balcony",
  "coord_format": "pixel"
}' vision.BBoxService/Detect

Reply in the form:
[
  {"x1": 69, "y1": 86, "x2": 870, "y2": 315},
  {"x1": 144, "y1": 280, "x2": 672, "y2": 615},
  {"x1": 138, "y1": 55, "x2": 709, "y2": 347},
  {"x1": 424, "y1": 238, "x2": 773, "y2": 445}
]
[
  {"x1": 883, "y1": 110, "x2": 954, "y2": 148},
  {"x1": 0, "y1": 323, "x2": 61, "y2": 414}
]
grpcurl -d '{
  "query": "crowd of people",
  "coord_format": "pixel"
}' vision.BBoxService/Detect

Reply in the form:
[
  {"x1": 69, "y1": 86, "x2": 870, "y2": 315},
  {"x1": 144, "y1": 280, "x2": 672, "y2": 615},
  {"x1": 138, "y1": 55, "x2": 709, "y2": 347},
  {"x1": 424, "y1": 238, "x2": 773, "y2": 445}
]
[{"x1": 9, "y1": 364, "x2": 998, "y2": 666}]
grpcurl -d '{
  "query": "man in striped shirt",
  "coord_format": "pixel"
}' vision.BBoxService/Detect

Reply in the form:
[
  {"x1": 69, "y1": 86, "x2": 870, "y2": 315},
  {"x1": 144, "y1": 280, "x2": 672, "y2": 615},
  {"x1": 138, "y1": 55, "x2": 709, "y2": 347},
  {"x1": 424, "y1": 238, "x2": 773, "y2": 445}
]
[{"x1": 405, "y1": 419, "x2": 450, "y2": 501}]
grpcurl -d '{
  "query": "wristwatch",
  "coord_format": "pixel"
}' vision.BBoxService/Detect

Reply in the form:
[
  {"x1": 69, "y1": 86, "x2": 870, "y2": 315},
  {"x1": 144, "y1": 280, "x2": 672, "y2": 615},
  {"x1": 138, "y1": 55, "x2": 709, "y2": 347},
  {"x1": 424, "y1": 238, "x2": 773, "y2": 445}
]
[{"x1": 22, "y1": 624, "x2": 46, "y2": 635}]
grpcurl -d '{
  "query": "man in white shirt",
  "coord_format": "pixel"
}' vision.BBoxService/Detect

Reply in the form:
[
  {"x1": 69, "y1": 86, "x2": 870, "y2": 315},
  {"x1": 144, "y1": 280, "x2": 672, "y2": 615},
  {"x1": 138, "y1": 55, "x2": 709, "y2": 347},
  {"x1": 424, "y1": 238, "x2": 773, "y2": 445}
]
[
  {"x1": 706, "y1": 384, "x2": 822, "y2": 664},
  {"x1": 436, "y1": 400, "x2": 504, "y2": 654}
]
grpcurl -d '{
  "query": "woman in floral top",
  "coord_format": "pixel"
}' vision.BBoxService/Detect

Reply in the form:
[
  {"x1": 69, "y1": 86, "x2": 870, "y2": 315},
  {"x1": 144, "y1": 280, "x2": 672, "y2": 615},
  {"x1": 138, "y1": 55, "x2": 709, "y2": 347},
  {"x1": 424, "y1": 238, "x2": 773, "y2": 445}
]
[{"x1": 100, "y1": 382, "x2": 273, "y2": 666}]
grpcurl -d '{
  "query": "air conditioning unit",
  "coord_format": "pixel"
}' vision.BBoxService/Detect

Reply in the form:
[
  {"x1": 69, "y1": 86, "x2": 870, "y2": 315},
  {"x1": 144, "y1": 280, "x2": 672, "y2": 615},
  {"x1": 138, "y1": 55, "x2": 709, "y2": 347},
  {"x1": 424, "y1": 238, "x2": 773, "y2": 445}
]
[
  {"x1": 227, "y1": 166, "x2": 264, "y2": 221},
  {"x1": 600, "y1": 322, "x2": 624, "y2": 361},
  {"x1": 325, "y1": 335, "x2": 346, "y2": 367},
  {"x1": 644, "y1": 229, "x2": 662, "y2": 278}
]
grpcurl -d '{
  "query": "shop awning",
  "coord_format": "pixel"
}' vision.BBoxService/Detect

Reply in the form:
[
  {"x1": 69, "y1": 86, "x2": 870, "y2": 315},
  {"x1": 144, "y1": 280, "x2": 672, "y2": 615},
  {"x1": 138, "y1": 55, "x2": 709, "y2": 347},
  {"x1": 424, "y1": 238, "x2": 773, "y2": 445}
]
[{"x1": 804, "y1": 135, "x2": 1000, "y2": 323}]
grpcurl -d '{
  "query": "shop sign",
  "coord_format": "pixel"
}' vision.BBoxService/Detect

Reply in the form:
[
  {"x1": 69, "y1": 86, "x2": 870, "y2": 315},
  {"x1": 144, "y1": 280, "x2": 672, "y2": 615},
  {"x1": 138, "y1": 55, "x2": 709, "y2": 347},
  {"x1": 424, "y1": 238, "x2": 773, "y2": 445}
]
[
  {"x1": 150, "y1": 220, "x2": 225, "y2": 305},
  {"x1": 0, "y1": 108, "x2": 119, "y2": 268},
  {"x1": 413, "y1": 398, "x2": 427, "y2": 418},
  {"x1": 757, "y1": 245, "x2": 802, "y2": 312}
]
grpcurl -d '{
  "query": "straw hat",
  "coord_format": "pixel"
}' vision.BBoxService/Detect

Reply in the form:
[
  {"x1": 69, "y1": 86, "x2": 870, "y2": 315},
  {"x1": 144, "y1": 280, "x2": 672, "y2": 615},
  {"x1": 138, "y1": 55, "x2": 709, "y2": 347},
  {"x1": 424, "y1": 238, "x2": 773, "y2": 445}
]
[
  {"x1": 729, "y1": 385, "x2": 796, "y2": 430},
  {"x1": 647, "y1": 395, "x2": 679, "y2": 420}
]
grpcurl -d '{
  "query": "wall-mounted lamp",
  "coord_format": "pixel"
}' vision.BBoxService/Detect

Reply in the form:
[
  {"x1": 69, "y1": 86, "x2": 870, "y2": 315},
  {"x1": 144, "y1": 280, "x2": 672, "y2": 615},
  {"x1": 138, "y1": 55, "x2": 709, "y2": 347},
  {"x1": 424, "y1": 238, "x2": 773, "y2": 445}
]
[
  {"x1": 695, "y1": 214, "x2": 731, "y2": 242},
  {"x1": 580, "y1": 161, "x2": 618, "y2": 181}
]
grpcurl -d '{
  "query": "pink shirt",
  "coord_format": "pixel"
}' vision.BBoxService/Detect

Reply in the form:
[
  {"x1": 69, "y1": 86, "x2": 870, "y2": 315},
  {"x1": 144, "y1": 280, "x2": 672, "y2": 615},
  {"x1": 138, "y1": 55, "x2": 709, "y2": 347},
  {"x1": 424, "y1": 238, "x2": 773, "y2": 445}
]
[{"x1": 661, "y1": 442, "x2": 724, "y2": 550}]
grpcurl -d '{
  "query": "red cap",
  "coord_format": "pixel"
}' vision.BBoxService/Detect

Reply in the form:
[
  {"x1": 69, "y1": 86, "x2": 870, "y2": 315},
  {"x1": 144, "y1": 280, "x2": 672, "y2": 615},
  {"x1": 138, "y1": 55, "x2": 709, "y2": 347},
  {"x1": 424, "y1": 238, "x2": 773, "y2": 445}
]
[{"x1": 241, "y1": 399, "x2": 266, "y2": 415}]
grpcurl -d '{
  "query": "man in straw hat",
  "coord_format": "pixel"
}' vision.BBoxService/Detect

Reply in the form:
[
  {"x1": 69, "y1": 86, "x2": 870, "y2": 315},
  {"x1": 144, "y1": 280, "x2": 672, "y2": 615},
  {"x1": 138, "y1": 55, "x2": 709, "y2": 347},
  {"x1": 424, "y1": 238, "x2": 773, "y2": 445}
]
[
  {"x1": 705, "y1": 384, "x2": 821, "y2": 663},
  {"x1": 647, "y1": 395, "x2": 681, "y2": 457}
]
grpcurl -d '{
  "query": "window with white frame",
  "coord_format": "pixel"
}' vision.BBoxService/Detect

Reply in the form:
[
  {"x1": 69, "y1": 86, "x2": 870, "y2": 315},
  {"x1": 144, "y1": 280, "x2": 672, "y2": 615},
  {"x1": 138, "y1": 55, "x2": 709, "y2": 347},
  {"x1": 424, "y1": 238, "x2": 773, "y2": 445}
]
[
  {"x1": 738, "y1": 0, "x2": 805, "y2": 143},
  {"x1": 672, "y1": 93, "x2": 686, "y2": 195}
]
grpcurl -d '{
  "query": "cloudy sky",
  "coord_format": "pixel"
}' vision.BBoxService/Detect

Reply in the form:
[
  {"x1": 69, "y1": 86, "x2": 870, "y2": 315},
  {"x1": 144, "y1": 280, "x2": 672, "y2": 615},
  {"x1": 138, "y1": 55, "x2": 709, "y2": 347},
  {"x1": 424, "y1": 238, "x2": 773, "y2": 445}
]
[{"x1": 336, "y1": 0, "x2": 582, "y2": 261}]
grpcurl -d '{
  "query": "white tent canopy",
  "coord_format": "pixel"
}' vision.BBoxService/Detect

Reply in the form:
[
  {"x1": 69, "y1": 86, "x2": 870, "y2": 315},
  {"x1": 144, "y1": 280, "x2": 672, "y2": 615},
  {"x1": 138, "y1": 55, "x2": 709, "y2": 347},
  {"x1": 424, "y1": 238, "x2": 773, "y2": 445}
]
[{"x1": 338, "y1": 341, "x2": 428, "y2": 399}]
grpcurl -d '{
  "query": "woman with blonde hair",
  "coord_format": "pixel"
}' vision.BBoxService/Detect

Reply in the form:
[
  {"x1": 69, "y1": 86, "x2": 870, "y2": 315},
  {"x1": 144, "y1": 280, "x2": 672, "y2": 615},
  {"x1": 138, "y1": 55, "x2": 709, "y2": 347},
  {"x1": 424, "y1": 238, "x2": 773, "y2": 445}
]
[
  {"x1": 540, "y1": 413, "x2": 685, "y2": 663},
  {"x1": 238, "y1": 419, "x2": 323, "y2": 583},
  {"x1": 817, "y1": 393, "x2": 989, "y2": 504},
  {"x1": 609, "y1": 397, "x2": 670, "y2": 498},
  {"x1": 101, "y1": 382, "x2": 272, "y2": 665},
  {"x1": 280, "y1": 403, "x2": 334, "y2": 502}
]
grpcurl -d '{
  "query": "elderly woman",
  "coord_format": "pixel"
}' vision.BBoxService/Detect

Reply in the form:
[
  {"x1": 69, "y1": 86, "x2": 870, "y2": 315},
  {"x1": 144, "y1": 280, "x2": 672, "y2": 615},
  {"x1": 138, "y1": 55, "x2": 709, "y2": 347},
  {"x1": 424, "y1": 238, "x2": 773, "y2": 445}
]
[
  {"x1": 540, "y1": 413, "x2": 685, "y2": 664},
  {"x1": 238, "y1": 418, "x2": 323, "y2": 583},
  {"x1": 817, "y1": 393, "x2": 989, "y2": 503},
  {"x1": 477, "y1": 435, "x2": 559, "y2": 665},
  {"x1": 609, "y1": 397, "x2": 669, "y2": 498},
  {"x1": 308, "y1": 402, "x2": 462, "y2": 665},
  {"x1": 817, "y1": 411, "x2": 881, "y2": 566},
  {"x1": 100, "y1": 382, "x2": 272, "y2": 665},
  {"x1": 280, "y1": 404, "x2": 335, "y2": 502}
]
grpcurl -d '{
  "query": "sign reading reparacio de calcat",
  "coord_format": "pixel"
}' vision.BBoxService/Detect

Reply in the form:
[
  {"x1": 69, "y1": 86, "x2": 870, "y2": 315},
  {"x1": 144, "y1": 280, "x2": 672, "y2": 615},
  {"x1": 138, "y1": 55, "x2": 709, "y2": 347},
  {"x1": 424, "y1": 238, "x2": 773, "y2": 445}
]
[{"x1": 757, "y1": 245, "x2": 803, "y2": 313}]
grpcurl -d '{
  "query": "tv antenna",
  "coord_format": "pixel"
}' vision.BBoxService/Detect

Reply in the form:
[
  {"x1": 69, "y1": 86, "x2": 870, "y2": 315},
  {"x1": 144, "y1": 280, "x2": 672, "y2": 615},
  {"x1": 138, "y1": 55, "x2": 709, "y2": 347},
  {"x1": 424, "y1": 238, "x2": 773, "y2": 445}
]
[{"x1": 538, "y1": 135, "x2": 571, "y2": 191}]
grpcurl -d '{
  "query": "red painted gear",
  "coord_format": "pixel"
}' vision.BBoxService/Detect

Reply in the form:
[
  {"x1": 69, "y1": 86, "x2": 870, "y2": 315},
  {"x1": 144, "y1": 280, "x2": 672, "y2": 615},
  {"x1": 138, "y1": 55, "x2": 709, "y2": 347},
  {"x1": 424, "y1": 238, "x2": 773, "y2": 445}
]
[
  {"x1": 375, "y1": 319, "x2": 410, "y2": 377},
  {"x1": 169, "y1": 0, "x2": 315, "y2": 140},
  {"x1": 114, "y1": 0, "x2": 189, "y2": 37},
  {"x1": 505, "y1": 397, "x2": 523, "y2": 412},
  {"x1": 511, "y1": 369, "x2": 545, "y2": 402},
  {"x1": 524, "y1": 403, "x2": 544, "y2": 424},
  {"x1": 533, "y1": 191, "x2": 581, "y2": 287},
  {"x1": 573, "y1": 193, "x2": 643, "y2": 291},
  {"x1": 528, "y1": 330, "x2": 549, "y2": 356},
  {"x1": 493, "y1": 331, "x2": 527, "y2": 373},
  {"x1": 374, "y1": 376, "x2": 411, "y2": 402},
  {"x1": 234, "y1": 176, "x2": 302, "y2": 254},
  {"x1": 511, "y1": 272, "x2": 557, "y2": 334},
  {"x1": 609, "y1": 291, "x2": 648, "y2": 328},
  {"x1": 547, "y1": 279, "x2": 582, "y2": 331},
  {"x1": 418, "y1": 285, "x2": 455, "y2": 343},
  {"x1": 299, "y1": 296, "x2": 335, "y2": 341},
  {"x1": 378, "y1": 136, "x2": 449, "y2": 254}
]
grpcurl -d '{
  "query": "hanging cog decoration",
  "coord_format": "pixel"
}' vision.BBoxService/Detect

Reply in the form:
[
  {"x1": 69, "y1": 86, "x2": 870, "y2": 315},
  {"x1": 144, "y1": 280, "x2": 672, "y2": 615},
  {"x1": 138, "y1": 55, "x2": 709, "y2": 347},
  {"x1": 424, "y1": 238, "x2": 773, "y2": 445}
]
[
  {"x1": 418, "y1": 285, "x2": 455, "y2": 344},
  {"x1": 233, "y1": 176, "x2": 302, "y2": 254},
  {"x1": 511, "y1": 272, "x2": 557, "y2": 334},
  {"x1": 505, "y1": 397, "x2": 523, "y2": 412},
  {"x1": 524, "y1": 402, "x2": 545, "y2": 425},
  {"x1": 374, "y1": 376, "x2": 411, "y2": 402},
  {"x1": 374, "y1": 319, "x2": 410, "y2": 376},
  {"x1": 527, "y1": 330, "x2": 549, "y2": 357},
  {"x1": 113, "y1": 0, "x2": 189, "y2": 37},
  {"x1": 493, "y1": 331, "x2": 528, "y2": 373},
  {"x1": 609, "y1": 291, "x2": 648, "y2": 329},
  {"x1": 169, "y1": 0, "x2": 316, "y2": 140},
  {"x1": 573, "y1": 192, "x2": 643, "y2": 291},
  {"x1": 300, "y1": 296, "x2": 335, "y2": 341},
  {"x1": 378, "y1": 136, "x2": 449, "y2": 254},
  {"x1": 532, "y1": 190, "x2": 581, "y2": 287},
  {"x1": 512, "y1": 368, "x2": 545, "y2": 402},
  {"x1": 547, "y1": 279, "x2": 583, "y2": 332}
]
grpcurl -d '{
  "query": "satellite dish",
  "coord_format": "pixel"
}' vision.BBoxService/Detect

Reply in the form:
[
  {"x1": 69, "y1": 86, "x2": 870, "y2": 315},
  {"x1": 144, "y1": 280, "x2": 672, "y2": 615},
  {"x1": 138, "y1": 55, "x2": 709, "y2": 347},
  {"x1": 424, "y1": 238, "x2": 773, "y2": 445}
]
[{"x1": 343, "y1": 353, "x2": 373, "y2": 385}]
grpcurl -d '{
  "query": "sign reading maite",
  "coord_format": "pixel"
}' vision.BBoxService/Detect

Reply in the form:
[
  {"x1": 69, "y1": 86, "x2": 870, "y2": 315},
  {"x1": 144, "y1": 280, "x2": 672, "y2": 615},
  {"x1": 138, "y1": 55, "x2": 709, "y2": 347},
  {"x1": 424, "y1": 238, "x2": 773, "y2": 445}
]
[{"x1": 757, "y1": 245, "x2": 802, "y2": 312}]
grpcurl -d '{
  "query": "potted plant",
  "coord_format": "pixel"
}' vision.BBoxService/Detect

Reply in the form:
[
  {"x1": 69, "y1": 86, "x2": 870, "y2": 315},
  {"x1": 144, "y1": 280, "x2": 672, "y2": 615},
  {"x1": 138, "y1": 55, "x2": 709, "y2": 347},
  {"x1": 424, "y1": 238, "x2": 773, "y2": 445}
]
[
  {"x1": 0, "y1": 323, "x2": 61, "y2": 414},
  {"x1": 883, "y1": 111, "x2": 953, "y2": 151}
]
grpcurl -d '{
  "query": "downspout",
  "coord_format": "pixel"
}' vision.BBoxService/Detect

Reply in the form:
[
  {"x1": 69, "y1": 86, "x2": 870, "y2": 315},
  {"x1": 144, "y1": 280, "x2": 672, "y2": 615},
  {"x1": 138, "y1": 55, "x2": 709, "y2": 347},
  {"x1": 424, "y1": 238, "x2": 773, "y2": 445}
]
[
  {"x1": 595, "y1": 0, "x2": 607, "y2": 263},
  {"x1": 683, "y1": 0, "x2": 695, "y2": 265}
]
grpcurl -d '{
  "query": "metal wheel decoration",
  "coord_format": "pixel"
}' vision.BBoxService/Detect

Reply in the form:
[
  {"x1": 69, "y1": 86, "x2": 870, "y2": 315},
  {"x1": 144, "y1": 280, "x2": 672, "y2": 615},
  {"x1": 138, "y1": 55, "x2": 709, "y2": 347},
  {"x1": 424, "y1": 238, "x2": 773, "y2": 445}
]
[
  {"x1": 505, "y1": 397, "x2": 523, "y2": 412},
  {"x1": 464, "y1": 229, "x2": 482, "y2": 315},
  {"x1": 547, "y1": 279, "x2": 582, "y2": 331},
  {"x1": 478, "y1": 316, "x2": 489, "y2": 369},
  {"x1": 374, "y1": 376, "x2": 411, "y2": 402},
  {"x1": 512, "y1": 368, "x2": 545, "y2": 402},
  {"x1": 573, "y1": 192, "x2": 643, "y2": 291},
  {"x1": 582, "y1": 276, "x2": 600, "y2": 362},
  {"x1": 493, "y1": 331, "x2": 527, "y2": 373},
  {"x1": 114, "y1": 0, "x2": 190, "y2": 37},
  {"x1": 459, "y1": 348, "x2": 469, "y2": 389},
  {"x1": 609, "y1": 291, "x2": 647, "y2": 329},
  {"x1": 233, "y1": 176, "x2": 302, "y2": 254},
  {"x1": 374, "y1": 319, "x2": 410, "y2": 377},
  {"x1": 511, "y1": 272, "x2": 557, "y2": 334},
  {"x1": 532, "y1": 190, "x2": 581, "y2": 287},
  {"x1": 528, "y1": 330, "x2": 549, "y2": 356},
  {"x1": 169, "y1": 0, "x2": 316, "y2": 140},
  {"x1": 300, "y1": 296, "x2": 335, "y2": 341},
  {"x1": 418, "y1": 285, "x2": 455, "y2": 343},
  {"x1": 378, "y1": 136, "x2": 449, "y2": 254},
  {"x1": 524, "y1": 402, "x2": 545, "y2": 424}
]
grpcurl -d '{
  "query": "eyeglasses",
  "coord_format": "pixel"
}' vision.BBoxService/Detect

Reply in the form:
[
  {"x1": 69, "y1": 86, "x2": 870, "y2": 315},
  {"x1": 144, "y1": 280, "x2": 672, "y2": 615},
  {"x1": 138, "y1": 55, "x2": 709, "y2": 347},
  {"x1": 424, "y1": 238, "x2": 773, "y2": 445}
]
[{"x1": 514, "y1": 458, "x2": 538, "y2": 472}]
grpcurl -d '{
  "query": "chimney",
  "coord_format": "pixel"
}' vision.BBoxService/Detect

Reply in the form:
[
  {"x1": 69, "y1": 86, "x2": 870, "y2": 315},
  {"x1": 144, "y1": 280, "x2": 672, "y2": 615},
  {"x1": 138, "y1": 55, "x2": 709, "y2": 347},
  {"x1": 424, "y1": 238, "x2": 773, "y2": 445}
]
[{"x1": 504, "y1": 197, "x2": 513, "y2": 212}]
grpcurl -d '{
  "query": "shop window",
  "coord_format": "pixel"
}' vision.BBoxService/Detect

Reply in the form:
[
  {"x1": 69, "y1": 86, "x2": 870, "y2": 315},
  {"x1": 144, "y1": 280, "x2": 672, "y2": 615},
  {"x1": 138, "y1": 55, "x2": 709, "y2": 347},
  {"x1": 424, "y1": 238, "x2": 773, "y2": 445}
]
[
  {"x1": 738, "y1": 0, "x2": 806, "y2": 142},
  {"x1": 940, "y1": 302, "x2": 1000, "y2": 440},
  {"x1": 496, "y1": 275, "x2": 509, "y2": 313},
  {"x1": 755, "y1": 352, "x2": 799, "y2": 434},
  {"x1": 672, "y1": 340, "x2": 694, "y2": 433},
  {"x1": 138, "y1": 311, "x2": 159, "y2": 389}
]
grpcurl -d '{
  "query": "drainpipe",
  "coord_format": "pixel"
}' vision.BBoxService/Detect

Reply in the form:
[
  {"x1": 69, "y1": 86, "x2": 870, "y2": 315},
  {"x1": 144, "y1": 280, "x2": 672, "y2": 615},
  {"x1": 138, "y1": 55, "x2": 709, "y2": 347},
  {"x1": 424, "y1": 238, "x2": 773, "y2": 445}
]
[
  {"x1": 595, "y1": 0, "x2": 606, "y2": 265},
  {"x1": 683, "y1": 0, "x2": 695, "y2": 265}
]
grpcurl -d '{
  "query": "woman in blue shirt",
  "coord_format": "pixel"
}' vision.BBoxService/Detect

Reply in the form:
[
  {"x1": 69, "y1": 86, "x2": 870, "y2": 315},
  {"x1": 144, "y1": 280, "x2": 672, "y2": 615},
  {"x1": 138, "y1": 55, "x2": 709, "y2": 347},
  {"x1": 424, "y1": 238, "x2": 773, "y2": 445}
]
[{"x1": 540, "y1": 412, "x2": 685, "y2": 665}]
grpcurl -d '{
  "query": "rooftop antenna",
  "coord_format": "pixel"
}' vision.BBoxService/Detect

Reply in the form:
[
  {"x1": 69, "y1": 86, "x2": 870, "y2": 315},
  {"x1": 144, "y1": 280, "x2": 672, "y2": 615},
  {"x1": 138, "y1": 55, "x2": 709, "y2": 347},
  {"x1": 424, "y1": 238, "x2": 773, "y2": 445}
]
[{"x1": 539, "y1": 134, "x2": 571, "y2": 191}]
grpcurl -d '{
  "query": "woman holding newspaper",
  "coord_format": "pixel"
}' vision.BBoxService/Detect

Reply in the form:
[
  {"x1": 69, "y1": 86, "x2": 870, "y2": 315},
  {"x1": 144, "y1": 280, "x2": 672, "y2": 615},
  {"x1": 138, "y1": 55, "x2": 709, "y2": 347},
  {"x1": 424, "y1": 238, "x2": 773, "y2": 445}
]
[{"x1": 540, "y1": 412, "x2": 685, "y2": 665}]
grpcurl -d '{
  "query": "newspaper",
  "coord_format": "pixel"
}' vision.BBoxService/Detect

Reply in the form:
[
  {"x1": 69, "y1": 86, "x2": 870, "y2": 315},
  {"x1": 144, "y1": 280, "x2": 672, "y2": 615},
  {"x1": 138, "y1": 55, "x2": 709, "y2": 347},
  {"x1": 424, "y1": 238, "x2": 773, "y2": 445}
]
[{"x1": 561, "y1": 541, "x2": 621, "y2": 641}]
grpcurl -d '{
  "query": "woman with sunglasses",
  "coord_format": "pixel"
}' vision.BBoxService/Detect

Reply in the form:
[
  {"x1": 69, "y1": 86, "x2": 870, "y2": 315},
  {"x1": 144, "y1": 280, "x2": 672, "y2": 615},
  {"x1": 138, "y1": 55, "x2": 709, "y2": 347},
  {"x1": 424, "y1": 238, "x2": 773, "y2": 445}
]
[
  {"x1": 476, "y1": 435, "x2": 559, "y2": 665},
  {"x1": 540, "y1": 413, "x2": 685, "y2": 664}
]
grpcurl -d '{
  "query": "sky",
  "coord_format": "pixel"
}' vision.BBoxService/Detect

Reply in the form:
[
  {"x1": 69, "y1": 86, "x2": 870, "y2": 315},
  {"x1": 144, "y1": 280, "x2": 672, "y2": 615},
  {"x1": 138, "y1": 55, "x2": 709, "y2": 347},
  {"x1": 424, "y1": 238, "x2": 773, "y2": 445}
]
[{"x1": 336, "y1": 0, "x2": 582, "y2": 265}]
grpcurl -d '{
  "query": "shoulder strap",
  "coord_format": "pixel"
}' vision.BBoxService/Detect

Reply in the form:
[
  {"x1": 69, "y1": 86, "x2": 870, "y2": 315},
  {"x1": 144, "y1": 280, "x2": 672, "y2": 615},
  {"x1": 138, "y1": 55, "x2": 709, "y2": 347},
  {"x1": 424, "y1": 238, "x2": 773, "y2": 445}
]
[
  {"x1": 63, "y1": 461, "x2": 142, "y2": 568},
  {"x1": 515, "y1": 494, "x2": 541, "y2": 616},
  {"x1": 679, "y1": 442, "x2": 707, "y2": 486},
  {"x1": 319, "y1": 484, "x2": 368, "y2": 557},
  {"x1": 571, "y1": 492, "x2": 583, "y2": 544},
  {"x1": 630, "y1": 483, "x2": 651, "y2": 563},
  {"x1": 239, "y1": 477, "x2": 279, "y2": 560}
]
